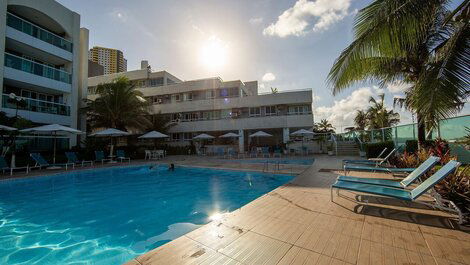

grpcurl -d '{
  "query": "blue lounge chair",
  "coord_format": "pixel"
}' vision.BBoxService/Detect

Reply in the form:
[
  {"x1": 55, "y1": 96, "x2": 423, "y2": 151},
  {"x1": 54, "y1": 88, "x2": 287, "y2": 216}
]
[
  {"x1": 342, "y1": 148, "x2": 396, "y2": 167},
  {"x1": 344, "y1": 164, "x2": 415, "y2": 175},
  {"x1": 273, "y1": 149, "x2": 282, "y2": 158},
  {"x1": 95, "y1": 151, "x2": 112, "y2": 164},
  {"x1": 0, "y1": 156, "x2": 28, "y2": 175},
  {"x1": 332, "y1": 160, "x2": 463, "y2": 223},
  {"x1": 30, "y1": 153, "x2": 74, "y2": 170},
  {"x1": 261, "y1": 147, "x2": 270, "y2": 158},
  {"x1": 338, "y1": 156, "x2": 440, "y2": 188},
  {"x1": 116, "y1": 150, "x2": 131, "y2": 163},
  {"x1": 65, "y1": 152, "x2": 93, "y2": 167}
]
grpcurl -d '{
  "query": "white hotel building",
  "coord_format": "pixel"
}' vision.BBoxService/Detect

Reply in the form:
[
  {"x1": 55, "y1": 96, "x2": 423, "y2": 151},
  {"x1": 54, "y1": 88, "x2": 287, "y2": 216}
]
[
  {"x1": 88, "y1": 62, "x2": 314, "y2": 152},
  {"x1": 0, "y1": 0, "x2": 89, "y2": 146}
]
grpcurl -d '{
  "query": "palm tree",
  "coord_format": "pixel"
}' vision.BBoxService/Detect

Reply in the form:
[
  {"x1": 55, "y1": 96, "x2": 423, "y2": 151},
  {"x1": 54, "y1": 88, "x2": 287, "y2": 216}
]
[
  {"x1": 354, "y1": 110, "x2": 368, "y2": 130},
  {"x1": 366, "y1": 94, "x2": 400, "y2": 129},
  {"x1": 147, "y1": 111, "x2": 173, "y2": 135},
  {"x1": 315, "y1": 119, "x2": 336, "y2": 133},
  {"x1": 85, "y1": 76, "x2": 151, "y2": 131},
  {"x1": 327, "y1": 0, "x2": 469, "y2": 145}
]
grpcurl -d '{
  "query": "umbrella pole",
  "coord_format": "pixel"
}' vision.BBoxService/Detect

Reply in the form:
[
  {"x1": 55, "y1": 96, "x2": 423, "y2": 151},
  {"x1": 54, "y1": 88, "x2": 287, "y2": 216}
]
[{"x1": 53, "y1": 132, "x2": 57, "y2": 164}]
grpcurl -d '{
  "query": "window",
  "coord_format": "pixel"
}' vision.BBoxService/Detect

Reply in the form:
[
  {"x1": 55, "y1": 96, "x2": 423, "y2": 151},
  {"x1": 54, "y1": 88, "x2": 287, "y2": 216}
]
[
  {"x1": 149, "y1": 78, "x2": 164, "y2": 87},
  {"x1": 183, "y1": 93, "x2": 193, "y2": 101},
  {"x1": 167, "y1": 78, "x2": 176, "y2": 85},
  {"x1": 265, "y1": 106, "x2": 277, "y2": 116},
  {"x1": 183, "y1": 133, "x2": 193, "y2": 141},
  {"x1": 137, "y1": 80, "x2": 146, "y2": 87},
  {"x1": 153, "y1": 97, "x2": 163, "y2": 104},
  {"x1": 171, "y1": 133, "x2": 180, "y2": 141},
  {"x1": 221, "y1": 109, "x2": 231, "y2": 119},
  {"x1": 288, "y1": 105, "x2": 312, "y2": 115},
  {"x1": 206, "y1": 90, "x2": 215, "y2": 99},
  {"x1": 249, "y1": 107, "x2": 261, "y2": 117},
  {"x1": 171, "y1": 113, "x2": 180, "y2": 122},
  {"x1": 172, "y1": 94, "x2": 181, "y2": 102}
]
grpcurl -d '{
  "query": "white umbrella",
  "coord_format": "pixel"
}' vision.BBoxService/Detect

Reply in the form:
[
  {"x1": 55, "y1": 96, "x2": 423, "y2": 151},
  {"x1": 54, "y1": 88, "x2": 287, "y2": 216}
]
[
  {"x1": 0, "y1": 125, "x2": 18, "y2": 131},
  {"x1": 138, "y1": 131, "x2": 169, "y2": 139},
  {"x1": 89, "y1": 128, "x2": 130, "y2": 157},
  {"x1": 290, "y1": 129, "x2": 314, "y2": 136},
  {"x1": 193, "y1": 133, "x2": 215, "y2": 140},
  {"x1": 249, "y1": 131, "x2": 272, "y2": 137},
  {"x1": 21, "y1": 124, "x2": 83, "y2": 165},
  {"x1": 219, "y1": 132, "x2": 240, "y2": 138}
]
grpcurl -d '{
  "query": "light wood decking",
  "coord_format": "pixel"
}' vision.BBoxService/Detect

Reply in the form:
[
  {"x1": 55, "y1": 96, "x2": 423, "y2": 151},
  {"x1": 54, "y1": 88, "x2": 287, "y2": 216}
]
[{"x1": 122, "y1": 155, "x2": 468, "y2": 265}]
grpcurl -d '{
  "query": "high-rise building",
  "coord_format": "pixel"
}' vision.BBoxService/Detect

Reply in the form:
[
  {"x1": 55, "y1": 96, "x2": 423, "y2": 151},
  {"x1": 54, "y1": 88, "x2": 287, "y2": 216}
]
[
  {"x1": 0, "y1": 0, "x2": 89, "y2": 147},
  {"x1": 88, "y1": 46, "x2": 127, "y2": 75}
]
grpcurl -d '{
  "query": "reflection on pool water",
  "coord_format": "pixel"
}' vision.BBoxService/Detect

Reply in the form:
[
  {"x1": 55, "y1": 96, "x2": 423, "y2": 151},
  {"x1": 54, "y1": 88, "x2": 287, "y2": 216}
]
[
  {"x1": 0, "y1": 165, "x2": 293, "y2": 264},
  {"x1": 233, "y1": 158, "x2": 315, "y2": 165}
]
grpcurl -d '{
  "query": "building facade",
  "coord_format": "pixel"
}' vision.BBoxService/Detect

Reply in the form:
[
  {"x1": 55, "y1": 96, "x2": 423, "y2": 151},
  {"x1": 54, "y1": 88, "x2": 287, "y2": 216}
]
[
  {"x1": 0, "y1": 0, "x2": 89, "y2": 146},
  {"x1": 88, "y1": 62, "x2": 313, "y2": 152},
  {"x1": 88, "y1": 46, "x2": 127, "y2": 75},
  {"x1": 88, "y1": 60, "x2": 104, "y2": 77}
]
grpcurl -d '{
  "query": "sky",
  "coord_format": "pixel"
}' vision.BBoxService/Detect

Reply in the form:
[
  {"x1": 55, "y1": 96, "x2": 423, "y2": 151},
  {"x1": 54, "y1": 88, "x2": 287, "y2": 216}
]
[{"x1": 58, "y1": 0, "x2": 468, "y2": 132}]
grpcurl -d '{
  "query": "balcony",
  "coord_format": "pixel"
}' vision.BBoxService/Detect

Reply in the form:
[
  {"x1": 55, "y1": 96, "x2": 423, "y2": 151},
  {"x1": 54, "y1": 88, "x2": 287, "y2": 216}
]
[
  {"x1": 2, "y1": 94, "x2": 71, "y2": 116},
  {"x1": 3, "y1": 53, "x2": 72, "y2": 93},
  {"x1": 6, "y1": 13, "x2": 73, "y2": 53}
]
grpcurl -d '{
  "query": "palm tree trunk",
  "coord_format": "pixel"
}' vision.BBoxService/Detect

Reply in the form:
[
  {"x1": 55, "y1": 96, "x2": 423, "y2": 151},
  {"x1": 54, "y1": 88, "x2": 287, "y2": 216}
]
[{"x1": 417, "y1": 114, "x2": 426, "y2": 147}]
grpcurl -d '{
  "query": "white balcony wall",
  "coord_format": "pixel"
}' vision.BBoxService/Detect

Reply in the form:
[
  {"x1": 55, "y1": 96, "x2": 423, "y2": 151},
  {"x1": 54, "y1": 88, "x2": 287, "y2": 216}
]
[
  {"x1": 6, "y1": 27, "x2": 73, "y2": 61},
  {"x1": 168, "y1": 114, "x2": 313, "y2": 133},
  {"x1": 2, "y1": 108, "x2": 71, "y2": 125},
  {"x1": 3, "y1": 67, "x2": 72, "y2": 94}
]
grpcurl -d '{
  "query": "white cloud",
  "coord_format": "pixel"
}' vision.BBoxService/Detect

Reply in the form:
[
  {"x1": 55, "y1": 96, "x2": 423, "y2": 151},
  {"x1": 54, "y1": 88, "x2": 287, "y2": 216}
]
[
  {"x1": 387, "y1": 81, "x2": 412, "y2": 93},
  {"x1": 315, "y1": 87, "x2": 374, "y2": 129},
  {"x1": 263, "y1": 0, "x2": 351, "y2": 37},
  {"x1": 262, "y1": 72, "x2": 276, "y2": 82},
  {"x1": 312, "y1": 93, "x2": 321, "y2": 101},
  {"x1": 249, "y1": 17, "x2": 264, "y2": 25}
]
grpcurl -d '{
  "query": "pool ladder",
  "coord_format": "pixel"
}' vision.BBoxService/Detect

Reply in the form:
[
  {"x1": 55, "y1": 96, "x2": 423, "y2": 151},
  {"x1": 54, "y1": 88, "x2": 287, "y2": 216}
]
[{"x1": 263, "y1": 161, "x2": 281, "y2": 172}]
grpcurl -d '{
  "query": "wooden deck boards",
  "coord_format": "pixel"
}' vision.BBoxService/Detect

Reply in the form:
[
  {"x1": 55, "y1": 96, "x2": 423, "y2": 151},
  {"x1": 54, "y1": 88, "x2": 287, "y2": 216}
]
[{"x1": 126, "y1": 155, "x2": 470, "y2": 265}]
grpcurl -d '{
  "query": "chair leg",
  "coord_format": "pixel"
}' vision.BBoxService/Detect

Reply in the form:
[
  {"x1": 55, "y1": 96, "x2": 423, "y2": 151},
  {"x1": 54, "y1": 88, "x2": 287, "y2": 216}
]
[{"x1": 330, "y1": 187, "x2": 334, "y2": 202}]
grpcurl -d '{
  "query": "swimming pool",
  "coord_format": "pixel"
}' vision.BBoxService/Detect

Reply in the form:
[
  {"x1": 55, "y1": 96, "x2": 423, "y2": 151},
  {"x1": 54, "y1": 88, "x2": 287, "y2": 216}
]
[
  {"x1": 234, "y1": 158, "x2": 314, "y2": 165},
  {"x1": 0, "y1": 165, "x2": 293, "y2": 264}
]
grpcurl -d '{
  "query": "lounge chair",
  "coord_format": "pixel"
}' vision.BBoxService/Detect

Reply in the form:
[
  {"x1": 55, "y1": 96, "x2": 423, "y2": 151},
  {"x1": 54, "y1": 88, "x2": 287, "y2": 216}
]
[
  {"x1": 249, "y1": 148, "x2": 257, "y2": 158},
  {"x1": 65, "y1": 152, "x2": 93, "y2": 167},
  {"x1": 338, "y1": 156, "x2": 440, "y2": 188},
  {"x1": 30, "y1": 153, "x2": 74, "y2": 170},
  {"x1": 261, "y1": 147, "x2": 270, "y2": 158},
  {"x1": 95, "y1": 151, "x2": 112, "y2": 164},
  {"x1": 0, "y1": 156, "x2": 28, "y2": 175},
  {"x1": 342, "y1": 148, "x2": 396, "y2": 167},
  {"x1": 225, "y1": 148, "x2": 237, "y2": 159},
  {"x1": 116, "y1": 150, "x2": 131, "y2": 163},
  {"x1": 344, "y1": 164, "x2": 415, "y2": 175},
  {"x1": 273, "y1": 149, "x2": 282, "y2": 158},
  {"x1": 331, "y1": 160, "x2": 463, "y2": 223}
]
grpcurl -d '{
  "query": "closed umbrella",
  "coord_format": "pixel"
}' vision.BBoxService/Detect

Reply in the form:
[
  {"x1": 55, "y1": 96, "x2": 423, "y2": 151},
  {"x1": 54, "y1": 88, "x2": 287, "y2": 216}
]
[
  {"x1": 89, "y1": 128, "x2": 130, "y2": 157},
  {"x1": 21, "y1": 124, "x2": 83, "y2": 165}
]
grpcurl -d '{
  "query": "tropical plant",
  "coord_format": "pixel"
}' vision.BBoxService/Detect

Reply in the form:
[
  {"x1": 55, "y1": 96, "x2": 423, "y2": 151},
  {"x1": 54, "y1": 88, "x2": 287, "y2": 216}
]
[
  {"x1": 366, "y1": 94, "x2": 400, "y2": 129},
  {"x1": 327, "y1": 0, "x2": 469, "y2": 145},
  {"x1": 85, "y1": 76, "x2": 151, "y2": 131},
  {"x1": 270, "y1": 87, "x2": 279, "y2": 94},
  {"x1": 314, "y1": 119, "x2": 335, "y2": 133},
  {"x1": 354, "y1": 110, "x2": 368, "y2": 130}
]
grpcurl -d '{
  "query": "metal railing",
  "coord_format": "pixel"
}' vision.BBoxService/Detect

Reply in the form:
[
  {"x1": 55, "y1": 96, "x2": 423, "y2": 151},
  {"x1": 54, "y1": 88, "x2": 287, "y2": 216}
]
[
  {"x1": 2, "y1": 94, "x2": 71, "y2": 116},
  {"x1": 6, "y1": 12, "x2": 73, "y2": 52},
  {"x1": 4, "y1": 53, "x2": 72, "y2": 84}
]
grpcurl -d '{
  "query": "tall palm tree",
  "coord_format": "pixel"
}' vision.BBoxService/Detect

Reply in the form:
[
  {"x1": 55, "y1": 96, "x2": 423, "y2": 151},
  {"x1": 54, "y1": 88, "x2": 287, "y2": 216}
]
[
  {"x1": 354, "y1": 110, "x2": 368, "y2": 130},
  {"x1": 366, "y1": 94, "x2": 400, "y2": 129},
  {"x1": 315, "y1": 119, "x2": 336, "y2": 133},
  {"x1": 327, "y1": 0, "x2": 469, "y2": 144},
  {"x1": 85, "y1": 76, "x2": 151, "y2": 131}
]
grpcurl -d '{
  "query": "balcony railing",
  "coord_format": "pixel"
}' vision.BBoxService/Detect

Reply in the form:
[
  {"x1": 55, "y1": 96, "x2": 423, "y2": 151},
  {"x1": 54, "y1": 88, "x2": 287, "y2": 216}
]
[
  {"x1": 4, "y1": 53, "x2": 72, "y2": 84},
  {"x1": 6, "y1": 12, "x2": 73, "y2": 52},
  {"x1": 2, "y1": 94, "x2": 71, "y2": 116}
]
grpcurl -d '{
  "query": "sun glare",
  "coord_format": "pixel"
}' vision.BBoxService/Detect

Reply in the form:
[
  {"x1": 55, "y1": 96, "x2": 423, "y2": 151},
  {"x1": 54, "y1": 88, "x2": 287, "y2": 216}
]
[{"x1": 199, "y1": 36, "x2": 228, "y2": 71}]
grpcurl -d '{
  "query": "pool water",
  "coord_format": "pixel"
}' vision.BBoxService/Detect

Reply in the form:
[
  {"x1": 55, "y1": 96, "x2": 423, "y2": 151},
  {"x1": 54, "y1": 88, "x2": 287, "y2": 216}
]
[
  {"x1": 234, "y1": 158, "x2": 314, "y2": 165},
  {"x1": 0, "y1": 165, "x2": 293, "y2": 264}
]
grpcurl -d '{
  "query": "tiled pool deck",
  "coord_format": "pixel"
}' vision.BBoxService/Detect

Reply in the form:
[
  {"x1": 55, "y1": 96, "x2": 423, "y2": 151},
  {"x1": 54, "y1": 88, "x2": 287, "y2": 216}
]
[
  {"x1": 1, "y1": 155, "x2": 468, "y2": 265},
  {"x1": 125, "y1": 155, "x2": 470, "y2": 265}
]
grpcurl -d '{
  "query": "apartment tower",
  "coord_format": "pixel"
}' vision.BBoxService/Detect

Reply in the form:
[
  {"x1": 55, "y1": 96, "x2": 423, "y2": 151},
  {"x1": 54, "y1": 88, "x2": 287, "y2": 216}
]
[{"x1": 88, "y1": 46, "x2": 127, "y2": 75}]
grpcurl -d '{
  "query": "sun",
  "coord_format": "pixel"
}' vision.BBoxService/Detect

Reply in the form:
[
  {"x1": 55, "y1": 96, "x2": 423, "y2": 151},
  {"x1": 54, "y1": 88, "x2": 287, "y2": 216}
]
[{"x1": 199, "y1": 36, "x2": 228, "y2": 71}]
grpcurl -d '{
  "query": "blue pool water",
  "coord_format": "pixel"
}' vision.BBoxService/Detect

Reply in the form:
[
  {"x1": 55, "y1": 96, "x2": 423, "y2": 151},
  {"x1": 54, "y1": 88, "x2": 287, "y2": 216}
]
[
  {"x1": 234, "y1": 158, "x2": 314, "y2": 165},
  {"x1": 0, "y1": 165, "x2": 293, "y2": 264}
]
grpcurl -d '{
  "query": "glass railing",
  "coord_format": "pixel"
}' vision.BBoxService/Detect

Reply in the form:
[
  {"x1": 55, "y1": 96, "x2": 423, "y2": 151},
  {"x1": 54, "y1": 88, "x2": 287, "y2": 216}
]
[
  {"x1": 4, "y1": 53, "x2": 72, "y2": 84},
  {"x1": 6, "y1": 12, "x2": 73, "y2": 52},
  {"x1": 2, "y1": 94, "x2": 71, "y2": 116}
]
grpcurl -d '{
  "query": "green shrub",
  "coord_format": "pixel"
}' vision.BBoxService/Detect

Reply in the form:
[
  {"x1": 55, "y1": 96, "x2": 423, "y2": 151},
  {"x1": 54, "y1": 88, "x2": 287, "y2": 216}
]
[{"x1": 364, "y1": 141, "x2": 395, "y2": 158}]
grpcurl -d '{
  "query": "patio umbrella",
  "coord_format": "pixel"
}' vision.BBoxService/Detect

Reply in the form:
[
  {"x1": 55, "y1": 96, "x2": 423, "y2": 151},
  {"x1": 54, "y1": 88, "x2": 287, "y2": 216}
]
[
  {"x1": 249, "y1": 131, "x2": 272, "y2": 146},
  {"x1": 290, "y1": 129, "x2": 314, "y2": 151},
  {"x1": 0, "y1": 125, "x2": 18, "y2": 131},
  {"x1": 138, "y1": 131, "x2": 169, "y2": 148},
  {"x1": 219, "y1": 132, "x2": 240, "y2": 138},
  {"x1": 193, "y1": 133, "x2": 215, "y2": 140},
  {"x1": 21, "y1": 124, "x2": 83, "y2": 165},
  {"x1": 89, "y1": 128, "x2": 130, "y2": 157}
]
